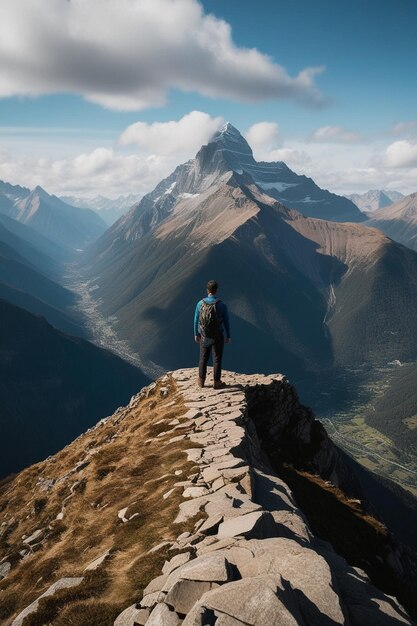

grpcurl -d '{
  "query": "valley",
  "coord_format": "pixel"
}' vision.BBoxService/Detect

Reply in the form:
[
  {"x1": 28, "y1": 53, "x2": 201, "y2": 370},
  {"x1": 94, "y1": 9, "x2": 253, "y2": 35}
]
[
  {"x1": 310, "y1": 364, "x2": 417, "y2": 498},
  {"x1": 63, "y1": 262, "x2": 164, "y2": 379}
]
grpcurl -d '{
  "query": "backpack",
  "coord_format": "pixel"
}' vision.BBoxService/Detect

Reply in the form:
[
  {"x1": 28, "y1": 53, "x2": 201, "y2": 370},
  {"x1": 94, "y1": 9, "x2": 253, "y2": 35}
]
[{"x1": 199, "y1": 299, "x2": 221, "y2": 338}]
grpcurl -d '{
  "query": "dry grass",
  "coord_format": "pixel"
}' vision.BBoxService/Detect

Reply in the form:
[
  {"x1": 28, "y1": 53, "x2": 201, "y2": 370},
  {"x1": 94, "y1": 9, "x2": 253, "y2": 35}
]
[{"x1": 0, "y1": 376, "x2": 203, "y2": 626}]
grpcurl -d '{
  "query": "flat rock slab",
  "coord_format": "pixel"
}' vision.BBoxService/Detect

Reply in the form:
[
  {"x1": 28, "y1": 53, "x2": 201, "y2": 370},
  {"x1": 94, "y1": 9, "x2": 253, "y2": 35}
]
[
  {"x1": 199, "y1": 513, "x2": 224, "y2": 535},
  {"x1": 163, "y1": 552, "x2": 192, "y2": 575},
  {"x1": 218, "y1": 511, "x2": 276, "y2": 540},
  {"x1": 114, "y1": 604, "x2": 149, "y2": 626},
  {"x1": 143, "y1": 573, "x2": 169, "y2": 595},
  {"x1": 84, "y1": 548, "x2": 111, "y2": 571},
  {"x1": 235, "y1": 539, "x2": 346, "y2": 625},
  {"x1": 11, "y1": 577, "x2": 84, "y2": 626},
  {"x1": 165, "y1": 579, "x2": 216, "y2": 615},
  {"x1": 146, "y1": 602, "x2": 182, "y2": 625},
  {"x1": 174, "y1": 495, "x2": 210, "y2": 524},
  {"x1": 178, "y1": 553, "x2": 232, "y2": 583},
  {"x1": 183, "y1": 486, "x2": 211, "y2": 498},
  {"x1": 182, "y1": 576, "x2": 303, "y2": 626}
]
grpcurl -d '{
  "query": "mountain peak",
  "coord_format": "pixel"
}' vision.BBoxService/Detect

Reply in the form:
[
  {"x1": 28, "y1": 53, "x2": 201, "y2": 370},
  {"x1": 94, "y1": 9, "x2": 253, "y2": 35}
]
[
  {"x1": 209, "y1": 121, "x2": 253, "y2": 156},
  {"x1": 32, "y1": 185, "x2": 49, "y2": 198}
]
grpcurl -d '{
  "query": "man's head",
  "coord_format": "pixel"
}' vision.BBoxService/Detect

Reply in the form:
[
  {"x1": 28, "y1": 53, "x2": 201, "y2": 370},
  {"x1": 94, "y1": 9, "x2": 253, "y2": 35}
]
[{"x1": 206, "y1": 280, "x2": 218, "y2": 295}]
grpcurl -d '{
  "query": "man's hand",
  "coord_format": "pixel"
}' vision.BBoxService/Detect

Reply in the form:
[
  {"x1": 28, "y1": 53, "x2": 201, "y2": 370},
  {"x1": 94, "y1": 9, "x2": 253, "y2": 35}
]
[
  {"x1": 225, "y1": 338, "x2": 232, "y2": 344},
  {"x1": 195, "y1": 335, "x2": 201, "y2": 343}
]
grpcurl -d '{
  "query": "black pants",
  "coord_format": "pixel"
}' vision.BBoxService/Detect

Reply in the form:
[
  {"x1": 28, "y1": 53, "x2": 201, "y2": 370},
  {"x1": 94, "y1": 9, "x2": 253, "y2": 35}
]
[{"x1": 199, "y1": 335, "x2": 224, "y2": 382}]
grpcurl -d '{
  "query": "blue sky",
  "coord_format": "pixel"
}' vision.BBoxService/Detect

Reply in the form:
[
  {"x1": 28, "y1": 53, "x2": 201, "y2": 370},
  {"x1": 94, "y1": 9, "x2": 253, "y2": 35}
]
[{"x1": 0, "y1": 0, "x2": 416, "y2": 196}]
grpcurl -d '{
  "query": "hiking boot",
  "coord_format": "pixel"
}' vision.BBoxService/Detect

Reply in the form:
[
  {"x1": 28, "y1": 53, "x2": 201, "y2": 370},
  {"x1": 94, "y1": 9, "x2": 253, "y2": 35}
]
[
  {"x1": 198, "y1": 377, "x2": 205, "y2": 388},
  {"x1": 213, "y1": 380, "x2": 226, "y2": 390}
]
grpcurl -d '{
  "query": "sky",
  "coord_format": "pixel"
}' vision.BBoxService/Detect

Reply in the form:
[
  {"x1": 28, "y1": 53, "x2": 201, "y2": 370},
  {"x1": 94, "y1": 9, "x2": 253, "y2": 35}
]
[{"x1": 0, "y1": 0, "x2": 416, "y2": 198}]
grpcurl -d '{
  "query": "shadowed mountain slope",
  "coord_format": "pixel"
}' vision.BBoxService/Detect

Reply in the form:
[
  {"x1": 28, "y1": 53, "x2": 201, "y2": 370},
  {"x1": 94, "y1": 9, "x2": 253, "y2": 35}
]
[
  {"x1": 0, "y1": 220, "x2": 84, "y2": 336},
  {"x1": 0, "y1": 213, "x2": 70, "y2": 267},
  {"x1": 0, "y1": 299, "x2": 149, "y2": 478}
]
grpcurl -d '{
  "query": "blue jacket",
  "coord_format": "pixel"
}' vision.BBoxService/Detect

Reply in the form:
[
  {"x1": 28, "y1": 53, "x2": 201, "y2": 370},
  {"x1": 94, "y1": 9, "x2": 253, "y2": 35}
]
[{"x1": 194, "y1": 295, "x2": 230, "y2": 338}]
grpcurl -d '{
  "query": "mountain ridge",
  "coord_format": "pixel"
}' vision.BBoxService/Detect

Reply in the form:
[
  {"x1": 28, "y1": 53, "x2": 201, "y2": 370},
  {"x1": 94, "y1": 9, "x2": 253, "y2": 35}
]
[
  {"x1": 1, "y1": 369, "x2": 416, "y2": 625},
  {"x1": 0, "y1": 182, "x2": 107, "y2": 252}
]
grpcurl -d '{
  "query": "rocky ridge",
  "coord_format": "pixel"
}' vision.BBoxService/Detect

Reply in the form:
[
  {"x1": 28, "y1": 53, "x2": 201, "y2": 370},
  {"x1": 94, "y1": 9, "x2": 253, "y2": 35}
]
[{"x1": 113, "y1": 369, "x2": 413, "y2": 626}]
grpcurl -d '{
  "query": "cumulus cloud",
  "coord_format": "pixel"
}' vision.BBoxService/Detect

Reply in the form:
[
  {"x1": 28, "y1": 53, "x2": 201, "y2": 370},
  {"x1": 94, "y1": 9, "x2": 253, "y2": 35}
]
[
  {"x1": 310, "y1": 125, "x2": 362, "y2": 143},
  {"x1": 0, "y1": 147, "x2": 160, "y2": 196},
  {"x1": 245, "y1": 122, "x2": 280, "y2": 150},
  {"x1": 385, "y1": 139, "x2": 417, "y2": 168},
  {"x1": 391, "y1": 121, "x2": 417, "y2": 135},
  {"x1": 268, "y1": 148, "x2": 311, "y2": 168},
  {"x1": 0, "y1": 0, "x2": 325, "y2": 111},
  {"x1": 245, "y1": 122, "x2": 280, "y2": 158},
  {"x1": 119, "y1": 111, "x2": 223, "y2": 154},
  {"x1": 0, "y1": 111, "x2": 225, "y2": 196}
]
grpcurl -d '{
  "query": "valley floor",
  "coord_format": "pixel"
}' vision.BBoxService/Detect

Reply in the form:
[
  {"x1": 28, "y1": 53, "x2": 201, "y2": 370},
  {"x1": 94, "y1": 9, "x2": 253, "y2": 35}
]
[
  {"x1": 63, "y1": 262, "x2": 164, "y2": 379},
  {"x1": 315, "y1": 364, "x2": 417, "y2": 498}
]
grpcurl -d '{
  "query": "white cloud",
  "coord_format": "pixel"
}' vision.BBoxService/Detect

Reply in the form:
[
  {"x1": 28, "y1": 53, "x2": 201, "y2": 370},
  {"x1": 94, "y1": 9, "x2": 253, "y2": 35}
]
[
  {"x1": 119, "y1": 111, "x2": 223, "y2": 154},
  {"x1": 0, "y1": 148, "x2": 161, "y2": 197},
  {"x1": 385, "y1": 139, "x2": 417, "y2": 168},
  {"x1": 245, "y1": 122, "x2": 280, "y2": 155},
  {"x1": 310, "y1": 125, "x2": 362, "y2": 143},
  {"x1": 0, "y1": 0, "x2": 325, "y2": 111},
  {"x1": 268, "y1": 148, "x2": 311, "y2": 169},
  {"x1": 391, "y1": 121, "x2": 417, "y2": 135},
  {"x1": 0, "y1": 111, "x2": 225, "y2": 197}
]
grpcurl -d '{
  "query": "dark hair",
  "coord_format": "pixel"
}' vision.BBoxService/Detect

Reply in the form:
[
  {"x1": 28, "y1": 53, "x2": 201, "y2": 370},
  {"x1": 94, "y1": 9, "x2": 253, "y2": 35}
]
[{"x1": 207, "y1": 280, "x2": 218, "y2": 294}]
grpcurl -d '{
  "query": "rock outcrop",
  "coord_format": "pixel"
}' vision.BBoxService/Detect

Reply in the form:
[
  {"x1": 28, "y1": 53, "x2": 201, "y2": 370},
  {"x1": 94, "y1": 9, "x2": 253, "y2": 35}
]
[{"x1": 114, "y1": 369, "x2": 415, "y2": 626}]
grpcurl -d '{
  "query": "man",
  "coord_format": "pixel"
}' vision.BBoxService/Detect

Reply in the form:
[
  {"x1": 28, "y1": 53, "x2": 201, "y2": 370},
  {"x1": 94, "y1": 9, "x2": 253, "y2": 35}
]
[{"x1": 194, "y1": 280, "x2": 231, "y2": 389}]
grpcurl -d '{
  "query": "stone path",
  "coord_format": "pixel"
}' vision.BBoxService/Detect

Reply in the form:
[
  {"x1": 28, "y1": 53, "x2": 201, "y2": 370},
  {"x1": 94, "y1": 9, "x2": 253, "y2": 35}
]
[{"x1": 114, "y1": 369, "x2": 413, "y2": 626}]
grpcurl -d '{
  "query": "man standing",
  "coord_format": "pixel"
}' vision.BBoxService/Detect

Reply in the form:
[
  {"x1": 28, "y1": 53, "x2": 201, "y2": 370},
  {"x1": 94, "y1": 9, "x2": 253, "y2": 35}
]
[{"x1": 194, "y1": 280, "x2": 231, "y2": 389}]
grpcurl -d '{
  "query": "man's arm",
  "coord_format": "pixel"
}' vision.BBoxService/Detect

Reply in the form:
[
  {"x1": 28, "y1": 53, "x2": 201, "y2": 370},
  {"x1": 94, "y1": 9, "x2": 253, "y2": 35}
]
[{"x1": 194, "y1": 301, "x2": 201, "y2": 339}]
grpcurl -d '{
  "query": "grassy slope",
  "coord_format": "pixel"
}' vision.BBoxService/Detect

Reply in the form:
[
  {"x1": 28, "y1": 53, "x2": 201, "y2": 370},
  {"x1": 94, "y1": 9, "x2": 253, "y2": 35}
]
[{"x1": 0, "y1": 377, "x2": 202, "y2": 626}]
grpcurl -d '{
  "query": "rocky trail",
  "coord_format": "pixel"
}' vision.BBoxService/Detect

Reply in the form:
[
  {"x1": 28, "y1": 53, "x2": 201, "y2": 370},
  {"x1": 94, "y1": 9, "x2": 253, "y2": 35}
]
[{"x1": 114, "y1": 370, "x2": 415, "y2": 625}]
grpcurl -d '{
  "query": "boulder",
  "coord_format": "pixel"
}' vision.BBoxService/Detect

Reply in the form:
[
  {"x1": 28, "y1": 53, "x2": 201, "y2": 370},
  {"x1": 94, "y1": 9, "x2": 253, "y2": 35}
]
[
  {"x1": 217, "y1": 511, "x2": 276, "y2": 540},
  {"x1": 182, "y1": 576, "x2": 304, "y2": 625},
  {"x1": 162, "y1": 552, "x2": 192, "y2": 575},
  {"x1": 113, "y1": 604, "x2": 149, "y2": 626},
  {"x1": 165, "y1": 580, "x2": 215, "y2": 615},
  {"x1": 146, "y1": 602, "x2": 181, "y2": 625}
]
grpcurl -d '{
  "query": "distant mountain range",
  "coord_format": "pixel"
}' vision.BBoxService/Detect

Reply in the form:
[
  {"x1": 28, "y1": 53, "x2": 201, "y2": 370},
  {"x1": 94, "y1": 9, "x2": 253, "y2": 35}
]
[
  {"x1": 0, "y1": 298, "x2": 149, "y2": 477},
  {"x1": 60, "y1": 193, "x2": 140, "y2": 225},
  {"x1": 0, "y1": 213, "x2": 84, "y2": 336},
  {"x1": 0, "y1": 182, "x2": 107, "y2": 251},
  {"x1": 366, "y1": 192, "x2": 417, "y2": 252},
  {"x1": 81, "y1": 124, "x2": 417, "y2": 400},
  {"x1": 347, "y1": 189, "x2": 405, "y2": 212}
]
